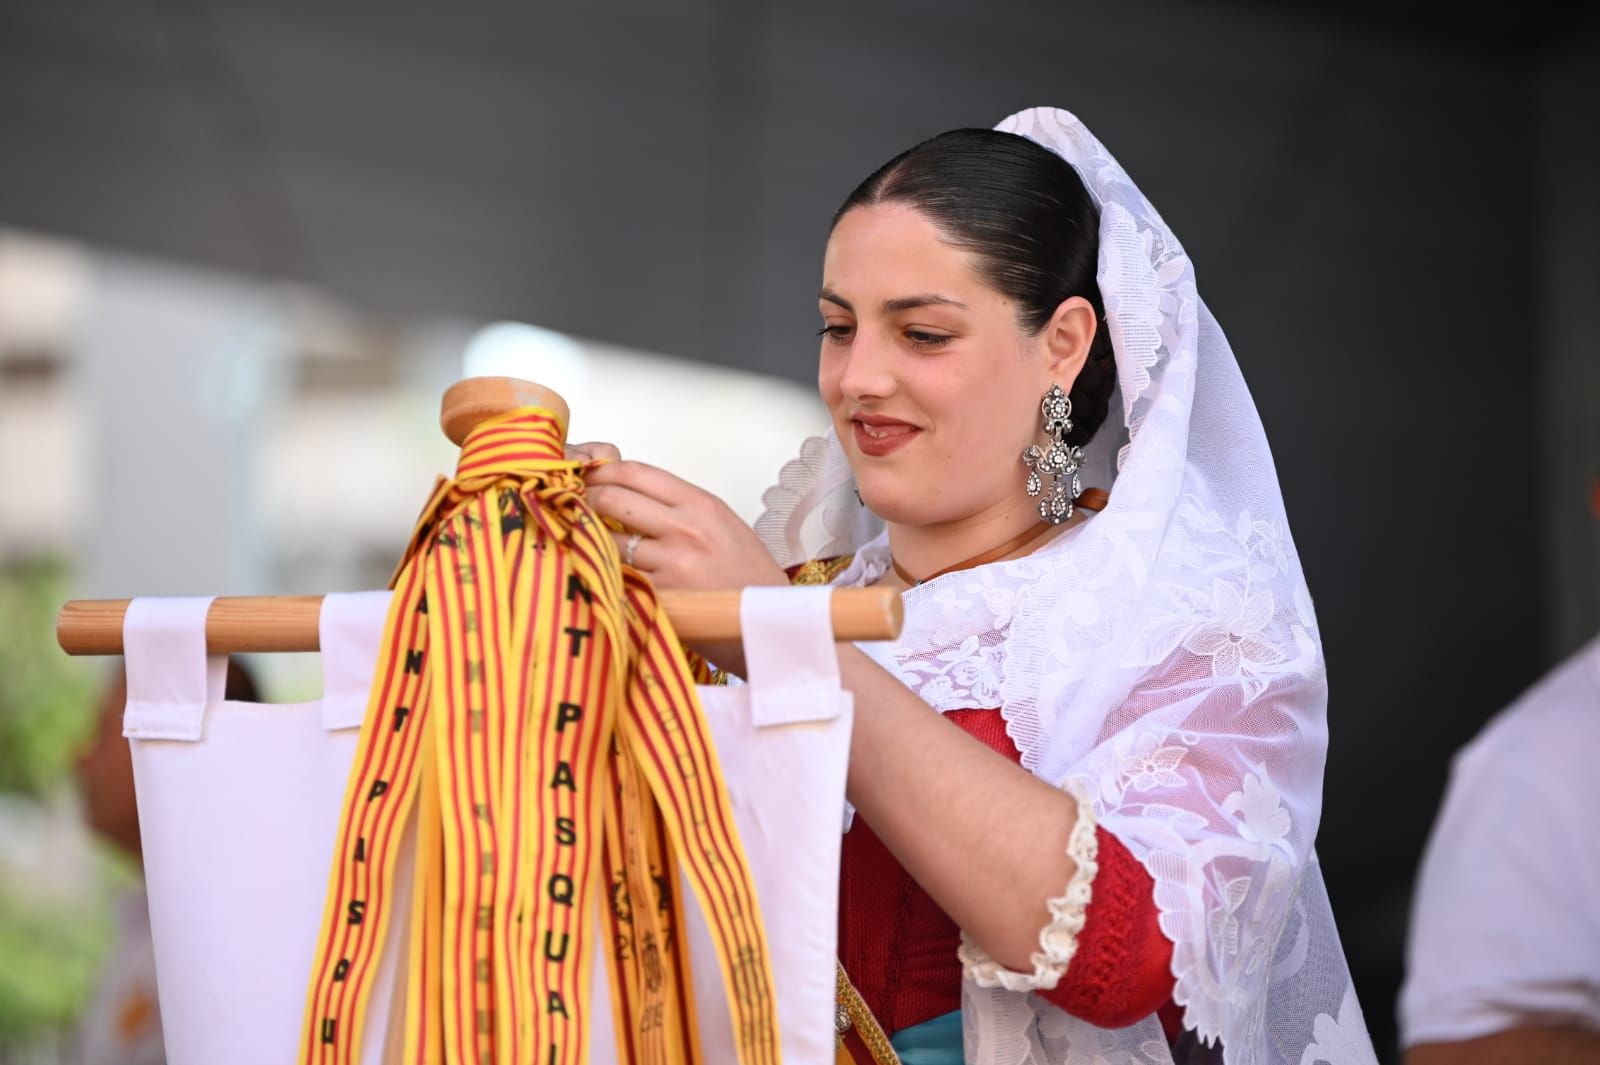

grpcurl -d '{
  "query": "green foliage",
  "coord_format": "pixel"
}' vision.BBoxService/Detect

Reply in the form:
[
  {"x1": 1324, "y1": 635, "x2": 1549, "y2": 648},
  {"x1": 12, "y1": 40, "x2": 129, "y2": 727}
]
[
  {"x1": 0, "y1": 855, "x2": 118, "y2": 1044},
  {"x1": 0, "y1": 559, "x2": 116, "y2": 1045},
  {"x1": 0, "y1": 559, "x2": 98, "y2": 796}
]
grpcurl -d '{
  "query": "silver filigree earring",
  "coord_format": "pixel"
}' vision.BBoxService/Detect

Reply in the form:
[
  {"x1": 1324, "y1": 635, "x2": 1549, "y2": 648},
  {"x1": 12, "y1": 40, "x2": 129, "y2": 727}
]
[{"x1": 1022, "y1": 384, "x2": 1084, "y2": 524}]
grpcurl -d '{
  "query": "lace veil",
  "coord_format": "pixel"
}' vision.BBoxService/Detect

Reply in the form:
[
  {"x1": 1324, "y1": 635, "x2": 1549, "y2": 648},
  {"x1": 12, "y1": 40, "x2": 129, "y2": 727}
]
[{"x1": 754, "y1": 107, "x2": 1377, "y2": 1065}]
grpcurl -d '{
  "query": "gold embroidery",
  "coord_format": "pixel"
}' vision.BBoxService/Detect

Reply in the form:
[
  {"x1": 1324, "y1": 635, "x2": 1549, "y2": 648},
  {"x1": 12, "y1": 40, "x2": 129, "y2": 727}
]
[
  {"x1": 834, "y1": 961, "x2": 900, "y2": 1064},
  {"x1": 791, "y1": 555, "x2": 855, "y2": 587}
]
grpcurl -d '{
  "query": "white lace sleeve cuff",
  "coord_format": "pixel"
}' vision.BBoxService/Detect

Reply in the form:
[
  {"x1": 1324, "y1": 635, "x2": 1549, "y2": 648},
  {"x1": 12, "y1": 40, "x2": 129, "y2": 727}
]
[{"x1": 957, "y1": 782, "x2": 1099, "y2": 992}]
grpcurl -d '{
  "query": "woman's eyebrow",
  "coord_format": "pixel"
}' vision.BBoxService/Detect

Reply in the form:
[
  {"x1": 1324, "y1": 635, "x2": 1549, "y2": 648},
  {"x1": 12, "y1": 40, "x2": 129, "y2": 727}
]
[
  {"x1": 818, "y1": 289, "x2": 968, "y2": 313},
  {"x1": 882, "y1": 293, "x2": 967, "y2": 312},
  {"x1": 819, "y1": 288, "x2": 852, "y2": 311}
]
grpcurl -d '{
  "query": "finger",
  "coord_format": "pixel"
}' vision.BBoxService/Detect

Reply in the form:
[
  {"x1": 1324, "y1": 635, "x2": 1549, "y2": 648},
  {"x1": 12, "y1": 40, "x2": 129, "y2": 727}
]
[
  {"x1": 567, "y1": 441, "x2": 621, "y2": 464},
  {"x1": 585, "y1": 482, "x2": 678, "y2": 538},
  {"x1": 610, "y1": 530, "x2": 657, "y2": 572},
  {"x1": 583, "y1": 459, "x2": 697, "y2": 505}
]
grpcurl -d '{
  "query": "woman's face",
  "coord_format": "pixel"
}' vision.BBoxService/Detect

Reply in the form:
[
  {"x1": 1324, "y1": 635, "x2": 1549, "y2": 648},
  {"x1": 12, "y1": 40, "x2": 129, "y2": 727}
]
[{"x1": 818, "y1": 202, "x2": 1091, "y2": 528}]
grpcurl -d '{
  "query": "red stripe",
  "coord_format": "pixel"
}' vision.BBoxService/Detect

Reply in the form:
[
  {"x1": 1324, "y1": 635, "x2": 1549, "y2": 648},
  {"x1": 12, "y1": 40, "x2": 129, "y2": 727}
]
[
  {"x1": 460, "y1": 419, "x2": 561, "y2": 450},
  {"x1": 559, "y1": 581, "x2": 591, "y2": 1060},
  {"x1": 542, "y1": 575, "x2": 578, "y2": 1056},
  {"x1": 441, "y1": 546, "x2": 476, "y2": 1061},
  {"x1": 305, "y1": 558, "x2": 419, "y2": 1057},
  {"x1": 638, "y1": 628, "x2": 771, "y2": 990},
  {"x1": 313, "y1": 462, "x2": 774, "y2": 1065},
  {"x1": 573, "y1": 513, "x2": 624, "y2": 605},
  {"x1": 326, "y1": 676, "x2": 430, "y2": 1059},
  {"x1": 521, "y1": 542, "x2": 559, "y2": 1058},
  {"x1": 573, "y1": 580, "x2": 615, "y2": 1057},
  {"x1": 497, "y1": 523, "x2": 531, "y2": 1065},
  {"x1": 464, "y1": 502, "x2": 497, "y2": 1062},
  {"x1": 326, "y1": 452, "x2": 526, "y2": 1061},
  {"x1": 426, "y1": 540, "x2": 474, "y2": 1065},
  {"x1": 329, "y1": 670, "x2": 428, "y2": 1059},
  {"x1": 456, "y1": 446, "x2": 564, "y2": 475},
  {"x1": 566, "y1": 527, "x2": 627, "y2": 670},
  {"x1": 327, "y1": 581, "x2": 439, "y2": 1057},
  {"x1": 602, "y1": 818, "x2": 639, "y2": 1065},
  {"x1": 548, "y1": 561, "x2": 598, "y2": 1062},
  {"x1": 655, "y1": 805, "x2": 697, "y2": 1060},
  {"x1": 614, "y1": 750, "x2": 645, "y2": 1065},
  {"x1": 462, "y1": 416, "x2": 560, "y2": 444},
  {"x1": 531, "y1": 552, "x2": 569, "y2": 1055},
  {"x1": 460, "y1": 426, "x2": 560, "y2": 451},
  {"x1": 621, "y1": 633, "x2": 760, "y2": 1045},
  {"x1": 569, "y1": 599, "x2": 609, "y2": 1054},
  {"x1": 624, "y1": 681, "x2": 762, "y2": 1054},
  {"x1": 478, "y1": 499, "x2": 507, "y2": 1060},
  {"x1": 635, "y1": 623, "x2": 776, "y2": 1063},
  {"x1": 457, "y1": 426, "x2": 563, "y2": 466},
  {"x1": 533, "y1": 541, "x2": 569, "y2": 1058},
  {"x1": 306, "y1": 557, "x2": 427, "y2": 1059},
  {"x1": 456, "y1": 521, "x2": 494, "y2": 1065}
]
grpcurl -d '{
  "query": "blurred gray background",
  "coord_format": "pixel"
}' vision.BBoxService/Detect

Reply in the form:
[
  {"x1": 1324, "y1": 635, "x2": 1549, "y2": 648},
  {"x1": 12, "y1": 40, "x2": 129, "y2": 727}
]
[{"x1": 2, "y1": 2, "x2": 1598, "y2": 1059}]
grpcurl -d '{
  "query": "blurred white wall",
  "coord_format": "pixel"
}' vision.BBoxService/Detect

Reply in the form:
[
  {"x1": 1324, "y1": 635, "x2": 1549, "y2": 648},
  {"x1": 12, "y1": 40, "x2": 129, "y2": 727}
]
[{"x1": 0, "y1": 229, "x2": 828, "y2": 611}]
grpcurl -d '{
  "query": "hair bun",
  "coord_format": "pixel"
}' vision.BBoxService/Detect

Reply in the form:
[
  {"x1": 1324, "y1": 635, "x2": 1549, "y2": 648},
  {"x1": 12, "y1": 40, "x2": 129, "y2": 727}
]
[{"x1": 1067, "y1": 328, "x2": 1116, "y2": 448}]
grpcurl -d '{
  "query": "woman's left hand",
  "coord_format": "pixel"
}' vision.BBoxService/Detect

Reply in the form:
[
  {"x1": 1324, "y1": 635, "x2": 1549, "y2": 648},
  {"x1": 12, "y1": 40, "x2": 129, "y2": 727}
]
[{"x1": 575, "y1": 444, "x2": 789, "y2": 594}]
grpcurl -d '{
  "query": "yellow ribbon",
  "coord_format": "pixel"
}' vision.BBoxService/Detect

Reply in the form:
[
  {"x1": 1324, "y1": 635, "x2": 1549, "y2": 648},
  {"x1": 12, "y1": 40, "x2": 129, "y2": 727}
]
[{"x1": 298, "y1": 407, "x2": 779, "y2": 1065}]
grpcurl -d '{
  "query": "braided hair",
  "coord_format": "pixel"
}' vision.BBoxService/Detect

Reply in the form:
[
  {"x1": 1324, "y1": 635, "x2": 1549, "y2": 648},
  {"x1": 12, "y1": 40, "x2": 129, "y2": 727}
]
[{"x1": 832, "y1": 128, "x2": 1117, "y2": 449}]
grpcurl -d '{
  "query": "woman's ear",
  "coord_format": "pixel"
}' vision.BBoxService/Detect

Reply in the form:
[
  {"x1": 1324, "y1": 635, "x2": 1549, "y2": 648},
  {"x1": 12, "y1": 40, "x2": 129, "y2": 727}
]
[{"x1": 1042, "y1": 296, "x2": 1098, "y2": 390}]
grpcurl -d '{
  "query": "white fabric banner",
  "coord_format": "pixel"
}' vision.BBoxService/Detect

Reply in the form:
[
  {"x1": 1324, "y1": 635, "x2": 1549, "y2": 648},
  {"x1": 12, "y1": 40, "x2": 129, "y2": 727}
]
[{"x1": 124, "y1": 589, "x2": 850, "y2": 1065}]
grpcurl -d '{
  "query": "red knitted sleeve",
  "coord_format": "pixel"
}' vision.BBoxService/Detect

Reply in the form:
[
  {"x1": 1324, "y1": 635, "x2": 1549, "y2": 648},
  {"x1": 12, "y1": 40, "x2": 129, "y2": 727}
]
[
  {"x1": 930, "y1": 708, "x2": 1177, "y2": 1030},
  {"x1": 1035, "y1": 827, "x2": 1175, "y2": 1029}
]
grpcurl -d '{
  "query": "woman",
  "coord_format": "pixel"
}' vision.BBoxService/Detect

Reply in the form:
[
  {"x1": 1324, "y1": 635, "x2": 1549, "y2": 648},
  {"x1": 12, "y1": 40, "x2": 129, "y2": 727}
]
[{"x1": 577, "y1": 108, "x2": 1374, "y2": 1065}]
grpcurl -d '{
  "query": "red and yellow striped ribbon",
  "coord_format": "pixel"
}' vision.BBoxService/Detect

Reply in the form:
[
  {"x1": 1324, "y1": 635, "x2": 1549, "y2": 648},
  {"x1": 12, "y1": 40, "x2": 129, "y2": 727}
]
[{"x1": 298, "y1": 407, "x2": 779, "y2": 1065}]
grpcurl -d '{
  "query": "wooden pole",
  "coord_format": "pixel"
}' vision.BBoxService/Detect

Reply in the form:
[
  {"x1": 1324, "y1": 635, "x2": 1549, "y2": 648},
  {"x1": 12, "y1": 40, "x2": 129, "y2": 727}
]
[
  {"x1": 439, "y1": 377, "x2": 570, "y2": 446},
  {"x1": 59, "y1": 376, "x2": 892, "y2": 654},
  {"x1": 57, "y1": 587, "x2": 900, "y2": 655}
]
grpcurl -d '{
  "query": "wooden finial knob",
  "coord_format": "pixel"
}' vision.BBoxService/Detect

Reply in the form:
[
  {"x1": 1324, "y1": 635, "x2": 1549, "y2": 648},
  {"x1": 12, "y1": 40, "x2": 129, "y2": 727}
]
[{"x1": 440, "y1": 377, "x2": 571, "y2": 446}]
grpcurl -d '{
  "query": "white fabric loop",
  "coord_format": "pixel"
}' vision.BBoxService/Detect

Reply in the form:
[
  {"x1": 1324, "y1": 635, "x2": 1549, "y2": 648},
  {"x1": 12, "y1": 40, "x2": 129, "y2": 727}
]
[
  {"x1": 318, "y1": 590, "x2": 393, "y2": 731},
  {"x1": 740, "y1": 586, "x2": 843, "y2": 727},
  {"x1": 122, "y1": 596, "x2": 223, "y2": 742}
]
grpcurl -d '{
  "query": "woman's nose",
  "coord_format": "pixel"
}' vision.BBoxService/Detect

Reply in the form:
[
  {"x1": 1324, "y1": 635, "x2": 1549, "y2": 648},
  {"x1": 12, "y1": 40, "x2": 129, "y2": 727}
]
[{"x1": 836, "y1": 331, "x2": 895, "y2": 402}]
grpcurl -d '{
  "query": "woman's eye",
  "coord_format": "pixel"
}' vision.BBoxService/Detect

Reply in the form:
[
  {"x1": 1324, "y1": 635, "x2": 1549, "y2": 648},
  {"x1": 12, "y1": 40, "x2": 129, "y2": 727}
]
[
  {"x1": 817, "y1": 324, "x2": 854, "y2": 345},
  {"x1": 905, "y1": 330, "x2": 951, "y2": 349}
]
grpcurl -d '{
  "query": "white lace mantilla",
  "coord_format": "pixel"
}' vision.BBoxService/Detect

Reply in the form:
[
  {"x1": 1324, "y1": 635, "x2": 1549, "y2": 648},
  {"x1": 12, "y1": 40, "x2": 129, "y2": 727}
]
[{"x1": 756, "y1": 107, "x2": 1376, "y2": 1065}]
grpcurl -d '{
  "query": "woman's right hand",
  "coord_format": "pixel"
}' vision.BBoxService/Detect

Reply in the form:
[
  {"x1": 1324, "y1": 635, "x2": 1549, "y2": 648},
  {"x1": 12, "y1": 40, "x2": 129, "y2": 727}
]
[{"x1": 566, "y1": 440, "x2": 621, "y2": 466}]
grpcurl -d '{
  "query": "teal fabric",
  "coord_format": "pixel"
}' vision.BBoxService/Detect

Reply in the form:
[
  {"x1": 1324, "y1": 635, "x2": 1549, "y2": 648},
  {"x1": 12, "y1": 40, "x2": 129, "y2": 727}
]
[{"x1": 889, "y1": 1009, "x2": 964, "y2": 1064}]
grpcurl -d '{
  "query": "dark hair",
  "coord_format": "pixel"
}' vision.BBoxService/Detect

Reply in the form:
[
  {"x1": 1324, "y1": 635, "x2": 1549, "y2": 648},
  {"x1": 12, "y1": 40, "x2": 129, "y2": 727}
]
[
  {"x1": 224, "y1": 656, "x2": 262, "y2": 702},
  {"x1": 832, "y1": 128, "x2": 1116, "y2": 448}
]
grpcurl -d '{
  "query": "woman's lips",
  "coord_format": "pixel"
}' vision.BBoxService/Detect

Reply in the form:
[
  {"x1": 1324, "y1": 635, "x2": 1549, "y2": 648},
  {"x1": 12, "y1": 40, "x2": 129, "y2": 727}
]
[{"x1": 851, "y1": 417, "x2": 921, "y2": 457}]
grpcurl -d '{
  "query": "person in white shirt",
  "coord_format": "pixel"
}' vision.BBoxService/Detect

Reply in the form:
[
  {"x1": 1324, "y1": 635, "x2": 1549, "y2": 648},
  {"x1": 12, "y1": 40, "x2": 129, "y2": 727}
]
[{"x1": 1399, "y1": 633, "x2": 1600, "y2": 1063}]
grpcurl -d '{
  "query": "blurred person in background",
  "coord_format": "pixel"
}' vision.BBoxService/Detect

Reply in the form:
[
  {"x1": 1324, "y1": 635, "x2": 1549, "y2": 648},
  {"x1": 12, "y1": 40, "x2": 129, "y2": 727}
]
[
  {"x1": 72, "y1": 657, "x2": 260, "y2": 1065},
  {"x1": 1399, "y1": 479, "x2": 1600, "y2": 1063}
]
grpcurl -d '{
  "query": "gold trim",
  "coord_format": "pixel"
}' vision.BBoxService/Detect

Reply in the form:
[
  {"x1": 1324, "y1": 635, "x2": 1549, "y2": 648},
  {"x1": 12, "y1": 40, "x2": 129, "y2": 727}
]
[
  {"x1": 835, "y1": 961, "x2": 900, "y2": 1065},
  {"x1": 791, "y1": 555, "x2": 855, "y2": 587}
]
